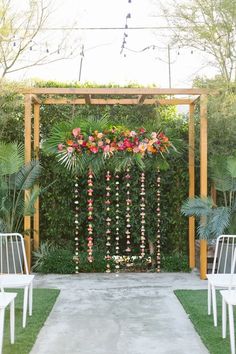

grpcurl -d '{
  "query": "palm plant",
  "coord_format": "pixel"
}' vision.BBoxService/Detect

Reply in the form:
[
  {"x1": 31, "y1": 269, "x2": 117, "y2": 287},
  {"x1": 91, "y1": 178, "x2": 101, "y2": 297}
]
[
  {"x1": 181, "y1": 156, "x2": 236, "y2": 240},
  {"x1": 0, "y1": 142, "x2": 42, "y2": 232}
]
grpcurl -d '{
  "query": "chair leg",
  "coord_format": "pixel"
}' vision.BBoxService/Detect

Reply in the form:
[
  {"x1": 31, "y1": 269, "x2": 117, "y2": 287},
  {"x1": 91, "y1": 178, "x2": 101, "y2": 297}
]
[
  {"x1": 29, "y1": 283, "x2": 33, "y2": 316},
  {"x1": 212, "y1": 285, "x2": 218, "y2": 326},
  {"x1": 0, "y1": 309, "x2": 5, "y2": 354},
  {"x1": 23, "y1": 286, "x2": 28, "y2": 328},
  {"x1": 222, "y1": 297, "x2": 227, "y2": 339},
  {"x1": 208, "y1": 281, "x2": 211, "y2": 315},
  {"x1": 10, "y1": 299, "x2": 15, "y2": 344},
  {"x1": 228, "y1": 304, "x2": 235, "y2": 354}
]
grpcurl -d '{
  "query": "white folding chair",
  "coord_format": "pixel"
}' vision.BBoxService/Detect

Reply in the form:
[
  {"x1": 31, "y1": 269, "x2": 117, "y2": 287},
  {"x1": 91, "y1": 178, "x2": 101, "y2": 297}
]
[
  {"x1": 207, "y1": 235, "x2": 236, "y2": 326},
  {"x1": 220, "y1": 248, "x2": 236, "y2": 354},
  {"x1": 0, "y1": 288, "x2": 17, "y2": 354},
  {"x1": 0, "y1": 233, "x2": 34, "y2": 328}
]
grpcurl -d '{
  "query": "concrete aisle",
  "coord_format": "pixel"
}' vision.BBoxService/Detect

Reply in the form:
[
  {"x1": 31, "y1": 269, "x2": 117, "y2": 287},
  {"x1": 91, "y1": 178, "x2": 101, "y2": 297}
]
[{"x1": 31, "y1": 273, "x2": 209, "y2": 354}]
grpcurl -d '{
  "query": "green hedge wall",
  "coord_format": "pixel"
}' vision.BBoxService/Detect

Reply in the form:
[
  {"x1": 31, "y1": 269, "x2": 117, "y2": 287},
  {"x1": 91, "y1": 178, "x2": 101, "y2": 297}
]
[{"x1": 0, "y1": 81, "x2": 189, "y2": 262}]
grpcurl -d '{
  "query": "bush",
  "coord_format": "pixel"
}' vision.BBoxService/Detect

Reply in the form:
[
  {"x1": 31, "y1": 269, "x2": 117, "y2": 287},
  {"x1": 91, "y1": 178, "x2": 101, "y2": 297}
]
[{"x1": 161, "y1": 253, "x2": 190, "y2": 272}]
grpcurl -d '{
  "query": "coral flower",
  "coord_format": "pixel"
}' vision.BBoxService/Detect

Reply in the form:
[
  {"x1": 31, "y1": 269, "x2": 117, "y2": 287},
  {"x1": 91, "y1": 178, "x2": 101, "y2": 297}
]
[
  {"x1": 67, "y1": 147, "x2": 74, "y2": 153},
  {"x1": 58, "y1": 143, "x2": 64, "y2": 151},
  {"x1": 90, "y1": 146, "x2": 99, "y2": 153},
  {"x1": 66, "y1": 140, "x2": 73, "y2": 146}
]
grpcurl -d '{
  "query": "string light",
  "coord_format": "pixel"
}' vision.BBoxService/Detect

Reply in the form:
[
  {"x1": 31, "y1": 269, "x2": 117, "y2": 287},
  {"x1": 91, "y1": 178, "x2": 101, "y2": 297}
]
[
  {"x1": 125, "y1": 168, "x2": 132, "y2": 256},
  {"x1": 140, "y1": 172, "x2": 146, "y2": 258}
]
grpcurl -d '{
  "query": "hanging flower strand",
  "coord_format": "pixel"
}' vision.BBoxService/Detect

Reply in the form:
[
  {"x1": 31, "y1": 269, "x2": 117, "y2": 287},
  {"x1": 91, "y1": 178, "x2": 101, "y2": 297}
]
[
  {"x1": 74, "y1": 175, "x2": 79, "y2": 274},
  {"x1": 115, "y1": 173, "x2": 120, "y2": 273},
  {"x1": 87, "y1": 170, "x2": 94, "y2": 263},
  {"x1": 125, "y1": 167, "x2": 132, "y2": 256},
  {"x1": 105, "y1": 171, "x2": 112, "y2": 273},
  {"x1": 156, "y1": 168, "x2": 161, "y2": 272},
  {"x1": 140, "y1": 172, "x2": 146, "y2": 258}
]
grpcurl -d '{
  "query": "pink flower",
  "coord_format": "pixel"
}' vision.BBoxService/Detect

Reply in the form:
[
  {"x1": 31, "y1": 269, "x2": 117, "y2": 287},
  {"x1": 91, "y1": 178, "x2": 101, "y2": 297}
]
[
  {"x1": 88, "y1": 136, "x2": 95, "y2": 142},
  {"x1": 90, "y1": 146, "x2": 99, "y2": 154},
  {"x1": 133, "y1": 146, "x2": 140, "y2": 153},
  {"x1": 98, "y1": 141, "x2": 104, "y2": 147},
  {"x1": 67, "y1": 147, "x2": 74, "y2": 153},
  {"x1": 151, "y1": 132, "x2": 157, "y2": 139},
  {"x1": 103, "y1": 145, "x2": 110, "y2": 153},
  {"x1": 130, "y1": 131, "x2": 136, "y2": 137},
  {"x1": 58, "y1": 143, "x2": 64, "y2": 151},
  {"x1": 139, "y1": 127, "x2": 146, "y2": 134},
  {"x1": 72, "y1": 128, "x2": 81, "y2": 137}
]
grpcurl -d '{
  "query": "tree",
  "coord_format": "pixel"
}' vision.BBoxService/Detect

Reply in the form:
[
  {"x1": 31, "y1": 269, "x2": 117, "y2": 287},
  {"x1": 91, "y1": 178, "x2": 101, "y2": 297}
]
[
  {"x1": 0, "y1": 0, "x2": 73, "y2": 78},
  {"x1": 161, "y1": 0, "x2": 236, "y2": 83}
]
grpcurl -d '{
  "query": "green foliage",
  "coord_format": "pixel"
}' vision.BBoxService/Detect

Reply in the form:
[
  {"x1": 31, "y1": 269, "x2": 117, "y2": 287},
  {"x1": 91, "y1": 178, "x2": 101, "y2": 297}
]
[
  {"x1": 0, "y1": 142, "x2": 42, "y2": 232},
  {"x1": 161, "y1": 253, "x2": 189, "y2": 272},
  {"x1": 33, "y1": 242, "x2": 75, "y2": 274},
  {"x1": 181, "y1": 156, "x2": 236, "y2": 239}
]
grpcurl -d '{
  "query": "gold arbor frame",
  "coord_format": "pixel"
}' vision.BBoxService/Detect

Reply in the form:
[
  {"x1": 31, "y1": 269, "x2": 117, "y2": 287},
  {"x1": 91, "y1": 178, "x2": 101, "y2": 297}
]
[{"x1": 23, "y1": 87, "x2": 208, "y2": 278}]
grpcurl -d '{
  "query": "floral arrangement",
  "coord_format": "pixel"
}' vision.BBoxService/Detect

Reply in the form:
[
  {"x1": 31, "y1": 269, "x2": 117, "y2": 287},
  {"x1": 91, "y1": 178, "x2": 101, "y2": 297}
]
[{"x1": 57, "y1": 126, "x2": 171, "y2": 159}]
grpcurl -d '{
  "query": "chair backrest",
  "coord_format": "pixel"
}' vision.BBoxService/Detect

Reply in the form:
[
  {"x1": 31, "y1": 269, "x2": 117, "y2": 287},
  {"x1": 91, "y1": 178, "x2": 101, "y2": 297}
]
[
  {"x1": 0, "y1": 233, "x2": 28, "y2": 275},
  {"x1": 212, "y1": 235, "x2": 236, "y2": 274}
]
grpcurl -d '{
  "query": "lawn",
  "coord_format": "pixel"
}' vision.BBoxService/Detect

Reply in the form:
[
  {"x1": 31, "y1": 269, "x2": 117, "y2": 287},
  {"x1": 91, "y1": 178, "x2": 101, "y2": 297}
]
[
  {"x1": 175, "y1": 289, "x2": 232, "y2": 354},
  {"x1": 3, "y1": 288, "x2": 60, "y2": 354}
]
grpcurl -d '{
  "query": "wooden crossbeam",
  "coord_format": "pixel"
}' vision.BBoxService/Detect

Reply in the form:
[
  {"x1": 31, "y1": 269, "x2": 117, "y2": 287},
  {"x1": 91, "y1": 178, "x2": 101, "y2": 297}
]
[
  {"x1": 22, "y1": 87, "x2": 209, "y2": 95},
  {"x1": 43, "y1": 98, "x2": 193, "y2": 105}
]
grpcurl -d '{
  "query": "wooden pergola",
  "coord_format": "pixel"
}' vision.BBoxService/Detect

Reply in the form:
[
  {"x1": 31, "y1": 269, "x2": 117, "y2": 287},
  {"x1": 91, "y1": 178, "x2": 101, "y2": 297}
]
[{"x1": 23, "y1": 87, "x2": 208, "y2": 278}]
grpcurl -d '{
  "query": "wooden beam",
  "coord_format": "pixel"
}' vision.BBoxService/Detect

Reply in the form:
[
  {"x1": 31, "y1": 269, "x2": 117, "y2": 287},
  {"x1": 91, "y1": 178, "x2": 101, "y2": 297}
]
[
  {"x1": 43, "y1": 98, "x2": 193, "y2": 105},
  {"x1": 24, "y1": 94, "x2": 32, "y2": 271},
  {"x1": 31, "y1": 94, "x2": 41, "y2": 104},
  {"x1": 22, "y1": 87, "x2": 209, "y2": 95},
  {"x1": 84, "y1": 94, "x2": 91, "y2": 104},
  {"x1": 200, "y1": 94, "x2": 208, "y2": 280},
  {"x1": 33, "y1": 103, "x2": 40, "y2": 251},
  {"x1": 188, "y1": 103, "x2": 195, "y2": 269}
]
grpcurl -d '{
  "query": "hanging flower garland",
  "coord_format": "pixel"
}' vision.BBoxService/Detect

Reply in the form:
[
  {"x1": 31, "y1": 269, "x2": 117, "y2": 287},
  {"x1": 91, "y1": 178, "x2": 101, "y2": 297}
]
[
  {"x1": 140, "y1": 172, "x2": 146, "y2": 258},
  {"x1": 125, "y1": 168, "x2": 132, "y2": 255},
  {"x1": 105, "y1": 170, "x2": 112, "y2": 273},
  {"x1": 156, "y1": 168, "x2": 161, "y2": 272},
  {"x1": 87, "y1": 170, "x2": 94, "y2": 263},
  {"x1": 115, "y1": 173, "x2": 120, "y2": 273},
  {"x1": 74, "y1": 176, "x2": 80, "y2": 273}
]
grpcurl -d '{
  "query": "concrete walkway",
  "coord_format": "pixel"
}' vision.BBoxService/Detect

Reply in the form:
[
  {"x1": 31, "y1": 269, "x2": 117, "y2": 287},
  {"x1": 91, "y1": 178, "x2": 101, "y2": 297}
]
[{"x1": 31, "y1": 273, "x2": 209, "y2": 354}]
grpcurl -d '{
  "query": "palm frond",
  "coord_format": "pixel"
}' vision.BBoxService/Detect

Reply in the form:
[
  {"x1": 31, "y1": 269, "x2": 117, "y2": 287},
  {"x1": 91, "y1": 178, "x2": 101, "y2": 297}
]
[
  {"x1": 181, "y1": 197, "x2": 213, "y2": 217},
  {"x1": 10, "y1": 160, "x2": 42, "y2": 190},
  {"x1": 24, "y1": 186, "x2": 40, "y2": 215},
  {"x1": 0, "y1": 142, "x2": 24, "y2": 175},
  {"x1": 227, "y1": 157, "x2": 236, "y2": 178},
  {"x1": 210, "y1": 156, "x2": 232, "y2": 192}
]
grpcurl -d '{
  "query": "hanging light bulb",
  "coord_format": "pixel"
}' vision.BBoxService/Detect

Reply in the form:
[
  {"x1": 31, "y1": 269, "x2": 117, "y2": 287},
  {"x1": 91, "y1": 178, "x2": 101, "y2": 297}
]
[
  {"x1": 156, "y1": 168, "x2": 161, "y2": 273},
  {"x1": 105, "y1": 171, "x2": 112, "y2": 273},
  {"x1": 74, "y1": 176, "x2": 80, "y2": 274},
  {"x1": 115, "y1": 174, "x2": 120, "y2": 273}
]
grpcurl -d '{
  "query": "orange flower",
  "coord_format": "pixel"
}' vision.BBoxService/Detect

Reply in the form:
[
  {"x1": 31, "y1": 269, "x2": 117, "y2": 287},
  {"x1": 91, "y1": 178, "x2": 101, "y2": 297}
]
[{"x1": 66, "y1": 140, "x2": 73, "y2": 146}]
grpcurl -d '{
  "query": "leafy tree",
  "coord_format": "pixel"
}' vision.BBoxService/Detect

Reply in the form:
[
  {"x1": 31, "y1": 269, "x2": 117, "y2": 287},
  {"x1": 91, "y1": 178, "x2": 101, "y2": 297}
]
[
  {"x1": 0, "y1": 0, "x2": 73, "y2": 78},
  {"x1": 161, "y1": 0, "x2": 236, "y2": 83}
]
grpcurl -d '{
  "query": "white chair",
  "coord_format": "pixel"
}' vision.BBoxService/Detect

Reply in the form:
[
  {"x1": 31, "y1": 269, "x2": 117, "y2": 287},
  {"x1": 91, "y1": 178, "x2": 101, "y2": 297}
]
[
  {"x1": 207, "y1": 235, "x2": 236, "y2": 326},
  {"x1": 0, "y1": 289, "x2": 17, "y2": 354},
  {"x1": 220, "y1": 248, "x2": 236, "y2": 354},
  {"x1": 0, "y1": 233, "x2": 34, "y2": 328}
]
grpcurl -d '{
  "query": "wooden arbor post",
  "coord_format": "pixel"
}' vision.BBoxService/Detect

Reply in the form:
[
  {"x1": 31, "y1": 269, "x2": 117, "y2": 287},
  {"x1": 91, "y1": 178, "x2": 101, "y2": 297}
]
[
  {"x1": 200, "y1": 94, "x2": 208, "y2": 279},
  {"x1": 24, "y1": 95, "x2": 41, "y2": 270},
  {"x1": 188, "y1": 103, "x2": 195, "y2": 269},
  {"x1": 24, "y1": 94, "x2": 32, "y2": 269}
]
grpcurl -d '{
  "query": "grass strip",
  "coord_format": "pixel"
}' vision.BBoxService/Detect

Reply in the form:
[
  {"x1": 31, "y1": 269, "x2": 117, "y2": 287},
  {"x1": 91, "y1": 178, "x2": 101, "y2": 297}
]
[
  {"x1": 3, "y1": 288, "x2": 60, "y2": 354},
  {"x1": 175, "y1": 289, "x2": 232, "y2": 354}
]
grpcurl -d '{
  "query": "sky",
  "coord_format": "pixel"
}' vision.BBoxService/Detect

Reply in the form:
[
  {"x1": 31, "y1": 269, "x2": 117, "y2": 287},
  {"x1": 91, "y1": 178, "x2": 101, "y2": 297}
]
[{"x1": 8, "y1": 0, "x2": 218, "y2": 87}]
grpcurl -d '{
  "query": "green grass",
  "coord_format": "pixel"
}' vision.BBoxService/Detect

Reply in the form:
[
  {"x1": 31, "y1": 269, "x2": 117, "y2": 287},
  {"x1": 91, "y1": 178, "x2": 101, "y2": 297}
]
[
  {"x1": 3, "y1": 288, "x2": 60, "y2": 354},
  {"x1": 175, "y1": 289, "x2": 232, "y2": 354}
]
